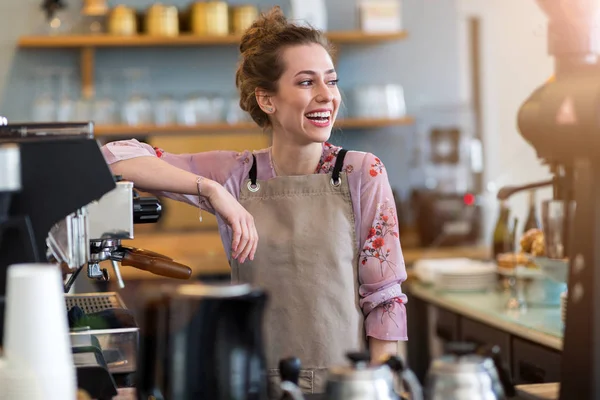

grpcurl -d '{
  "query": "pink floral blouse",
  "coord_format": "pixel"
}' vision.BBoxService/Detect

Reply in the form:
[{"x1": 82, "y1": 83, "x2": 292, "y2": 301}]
[{"x1": 101, "y1": 140, "x2": 408, "y2": 341}]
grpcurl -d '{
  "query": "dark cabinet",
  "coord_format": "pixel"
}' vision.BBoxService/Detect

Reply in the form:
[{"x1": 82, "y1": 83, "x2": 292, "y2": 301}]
[
  {"x1": 459, "y1": 317, "x2": 512, "y2": 374},
  {"x1": 435, "y1": 308, "x2": 460, "y2": 342},
  {"x1": 512, "y1": 337, "x2": 562, "y2": 385}
]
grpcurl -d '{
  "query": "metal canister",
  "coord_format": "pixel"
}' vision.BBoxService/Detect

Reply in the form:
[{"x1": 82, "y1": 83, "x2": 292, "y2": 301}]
[
  {"x1": 230, "y1": 5, "x2": 258, "y2": 35},
  {"x1": 82, "y1": 0, "x2": 108, "y2": 16},
  {"x1": 145, "y1": 3, "x2": 179, "y2": 36},
  {"x1": 190, "y1": 1, "x2": 229, "y2": 36},
  {"x1": 107, "y1": 5, "x2": 137, "y2": 35}
]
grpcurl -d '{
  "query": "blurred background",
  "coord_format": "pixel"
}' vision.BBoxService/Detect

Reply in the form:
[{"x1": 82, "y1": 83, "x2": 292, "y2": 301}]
[{"x1": 0, "y1": 0, "x2": 555, "y2": 278}]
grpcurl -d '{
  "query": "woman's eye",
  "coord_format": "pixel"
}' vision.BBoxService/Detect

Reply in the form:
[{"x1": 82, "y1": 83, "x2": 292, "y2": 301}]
[{"x1": 298, "y1": 79, "x2": 339, "y2": 87}]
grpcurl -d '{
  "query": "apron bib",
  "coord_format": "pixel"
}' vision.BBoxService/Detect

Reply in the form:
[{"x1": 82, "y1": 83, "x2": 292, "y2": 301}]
[{"x1": 230, "y1": 149, "x2": 366, "y2": 397}]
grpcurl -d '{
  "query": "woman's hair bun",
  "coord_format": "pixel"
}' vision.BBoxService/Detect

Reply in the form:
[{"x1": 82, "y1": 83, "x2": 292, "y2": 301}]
[{"x1": 239, "y1": 6, "x2": 288, "y2": 54}]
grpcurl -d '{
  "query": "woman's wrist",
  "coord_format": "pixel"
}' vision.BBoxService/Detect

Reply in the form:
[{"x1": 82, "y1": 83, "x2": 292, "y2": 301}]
[
  {"x1": 196, "y1": 176, "x2": 221, "y2": 199},
  {"x1": 369, "y1": 337, "x2": 398, "y2": 363}
]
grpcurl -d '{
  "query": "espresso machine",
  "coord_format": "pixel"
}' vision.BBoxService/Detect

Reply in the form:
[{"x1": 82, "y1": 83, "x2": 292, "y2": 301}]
[
  {"x1": 511, "y1": 0, "x2": 600, "y2": 398},
  {"x1": 0, "y1": 121, "x2": 192, "y2": 398}
]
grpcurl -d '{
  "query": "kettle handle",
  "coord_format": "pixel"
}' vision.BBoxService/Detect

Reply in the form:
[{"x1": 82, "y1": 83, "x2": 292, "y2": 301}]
[
  {"x1": 386, "y1": 356, "x2": 424, "y2": 400},
  {"x1": 478, "y1": 345, "x2": 516, "y2": 398},
  {"x1": 279, "y1": 357, "x2": 306, "y2": 400}
]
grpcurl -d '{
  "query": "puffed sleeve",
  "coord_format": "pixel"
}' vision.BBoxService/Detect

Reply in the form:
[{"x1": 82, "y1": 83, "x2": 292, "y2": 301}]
[
  {"x1": 101, "y1": 139, "x2": 248, "y2": 213},
  {"x1": 357, "y1": 153, "x2": 408, "y2": 341}
]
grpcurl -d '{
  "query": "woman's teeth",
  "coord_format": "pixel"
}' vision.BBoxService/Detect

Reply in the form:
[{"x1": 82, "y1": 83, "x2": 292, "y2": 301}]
[
  {"x1": 305, "y1": 111, "x2": 331, "y2": 122},
  {"x1": 305, "y1": 111, "x2": 332, "y2": 127}
]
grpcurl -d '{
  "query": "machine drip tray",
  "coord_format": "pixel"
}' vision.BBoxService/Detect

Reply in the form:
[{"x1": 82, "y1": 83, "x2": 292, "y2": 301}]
[
  {"x1": 65, "y1": 292, "x2": 139, "y2": 375},
  {"x1": 65, "y1": 292, "x2": 125, "y2": 313}
]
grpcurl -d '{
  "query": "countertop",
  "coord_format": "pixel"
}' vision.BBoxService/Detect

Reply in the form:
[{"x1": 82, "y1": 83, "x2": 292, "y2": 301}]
[{"x1": 408, "y1": 282, "x2": 563, "y2": 351}]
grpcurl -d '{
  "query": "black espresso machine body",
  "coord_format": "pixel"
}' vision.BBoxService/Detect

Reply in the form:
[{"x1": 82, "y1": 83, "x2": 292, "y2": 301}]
[
  {"x1": 0, "y1": 122, "x2": 116, "y2": 345},
  {"x1": 136, "y1": 282, "x2": 269, "y2": 400}
]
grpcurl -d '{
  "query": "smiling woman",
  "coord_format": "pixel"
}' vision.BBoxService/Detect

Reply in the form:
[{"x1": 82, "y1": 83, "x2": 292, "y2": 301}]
[{"x1": 100, "y1": 6, "x2": 408, "y2": 399}]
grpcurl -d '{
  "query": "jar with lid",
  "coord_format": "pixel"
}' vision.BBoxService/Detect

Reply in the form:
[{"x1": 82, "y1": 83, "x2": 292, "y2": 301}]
[
  {"x1": 190, "y1": 1, "x2": 229, "y2": 36},
  {"x1": 107, "y1": 5, "x2": 138, "y2": 36},
  {"x1": 145, "y1": 4, "x2": 179, "y2": 36}
]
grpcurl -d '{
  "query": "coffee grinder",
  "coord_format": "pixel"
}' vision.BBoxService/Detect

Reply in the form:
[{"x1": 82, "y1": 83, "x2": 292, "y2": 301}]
[{"x1": 516, "y1": 0, "x2": 600, "y2": 398}]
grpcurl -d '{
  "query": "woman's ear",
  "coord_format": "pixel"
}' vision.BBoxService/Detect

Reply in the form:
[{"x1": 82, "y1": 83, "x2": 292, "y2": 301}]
[{"x1": 255, "y1": 88, "x2": 275, "y2": 114}]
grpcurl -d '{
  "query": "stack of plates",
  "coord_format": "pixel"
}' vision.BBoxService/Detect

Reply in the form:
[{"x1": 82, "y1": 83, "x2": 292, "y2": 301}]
[
  {"x1": 561, "y1": 291, "x2": 568, "y2": 325},
  {"x1": 432, "y1": 263, "x2": 497, "y2": 292}
]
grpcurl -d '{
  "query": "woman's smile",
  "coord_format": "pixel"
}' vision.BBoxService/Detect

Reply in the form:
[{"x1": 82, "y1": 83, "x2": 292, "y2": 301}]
[{"x1": 304, "y1": 108, "x2": 333, "y2": 127}]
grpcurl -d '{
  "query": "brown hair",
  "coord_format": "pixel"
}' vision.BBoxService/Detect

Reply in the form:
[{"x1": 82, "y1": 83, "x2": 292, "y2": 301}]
[{"x1": 235, "y1": 6, "x2": 335, "y2": 129}]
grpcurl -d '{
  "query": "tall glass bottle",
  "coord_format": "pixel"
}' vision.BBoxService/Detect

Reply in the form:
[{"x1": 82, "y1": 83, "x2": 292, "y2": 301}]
[
  {"x1": 493, "y1": 200, "x2": 513, "y2": 257},
  {"x1": 523, "y1": 190, "x2": 540, "y2": 233}
]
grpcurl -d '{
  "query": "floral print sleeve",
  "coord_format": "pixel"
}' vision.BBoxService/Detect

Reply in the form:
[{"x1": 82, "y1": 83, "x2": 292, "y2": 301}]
[
  {"x1": 101, "y1": 139, "x2": 249, "y2": 214},
  {"x1": 357, "y1": 153, "x2": 408, "y2": 341}
]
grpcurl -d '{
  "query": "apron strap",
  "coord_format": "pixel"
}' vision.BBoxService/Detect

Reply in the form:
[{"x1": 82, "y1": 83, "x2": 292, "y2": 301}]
[
  {"x1": 249, "y1": 153, "x2": 258, "y2": 185},
  {"x1": 250, "y1": 149, "x2": 348, "y2": 185},
  {"x1": 331, "y1": 148, "x2": 348, "y2": 184}
]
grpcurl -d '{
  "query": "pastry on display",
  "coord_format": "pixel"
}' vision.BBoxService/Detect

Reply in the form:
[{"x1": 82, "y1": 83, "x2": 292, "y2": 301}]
[
  {"x1": 520, "y1": 228, "x2": 544, "y2": 254},
  {"x1": 530, "y1": 232, "x2": 546, "y2": 256},
  {"x1": 496, "y1": 251, "x2": 537, "y2": 269}
]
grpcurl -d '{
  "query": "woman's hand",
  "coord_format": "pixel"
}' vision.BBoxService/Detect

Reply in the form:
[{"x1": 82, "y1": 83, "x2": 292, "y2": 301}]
[{"x1": 205, "y1": 180, "x2": 258, "y2": 263}]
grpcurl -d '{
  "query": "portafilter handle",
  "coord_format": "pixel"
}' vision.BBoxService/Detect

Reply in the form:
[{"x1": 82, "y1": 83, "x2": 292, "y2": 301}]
[{"x1": 111, "y1": 246, "x2": 192, "y2": 280}]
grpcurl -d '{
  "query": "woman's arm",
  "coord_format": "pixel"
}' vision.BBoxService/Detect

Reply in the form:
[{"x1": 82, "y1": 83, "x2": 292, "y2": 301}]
[
  {"x1": 102, "y1": 140, "x2": 226, "y2": 207},
  {"x1": 101, "y1": 139, "x2": 258, "y2": 263},
  {"x1": 355, "y1": 152, "x2": 408, "y2": 363},
  {"x1": 110, "y1": 156, "x2": 205, "y2": 194}
]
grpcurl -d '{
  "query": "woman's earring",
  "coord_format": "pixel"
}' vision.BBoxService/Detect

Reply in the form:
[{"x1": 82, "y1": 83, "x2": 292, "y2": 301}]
[{"x1": 266, "y1": 107, "x2": 273, "y2": 113}]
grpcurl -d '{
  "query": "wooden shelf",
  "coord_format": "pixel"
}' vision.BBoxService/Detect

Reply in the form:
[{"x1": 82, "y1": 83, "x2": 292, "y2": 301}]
[
  {"x1": 93, "y1": 117, "x2": 415, "y2": 138},
  {"x1": 17, "y1": 31, "x2": 408, "y2": 48},
  {"x1": 17, "y1": 29, "x2": 407, "y2": 105},
  {"x1": 336, "y1": 116, "x2": 414, "y2": 129}
]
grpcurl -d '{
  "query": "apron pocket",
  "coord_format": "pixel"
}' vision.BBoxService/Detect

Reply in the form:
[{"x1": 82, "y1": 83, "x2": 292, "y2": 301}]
[{"x1": 267, "y1": 368, "x2": 314, "y2": 398}]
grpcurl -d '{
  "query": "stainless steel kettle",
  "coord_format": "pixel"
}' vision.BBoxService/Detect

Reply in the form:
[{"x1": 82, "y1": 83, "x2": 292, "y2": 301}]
[
  {"x1": 424, "y1": 342, "x2": 515, "y2": 400},
  {"x1": 279, "y1": 352, "x2": 423, "y2": 400}
]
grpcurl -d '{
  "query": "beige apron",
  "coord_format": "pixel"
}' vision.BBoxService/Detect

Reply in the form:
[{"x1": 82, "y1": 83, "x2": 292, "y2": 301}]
[{"x1": 230, "y1": 149, "x2": 366, "y2": 397}]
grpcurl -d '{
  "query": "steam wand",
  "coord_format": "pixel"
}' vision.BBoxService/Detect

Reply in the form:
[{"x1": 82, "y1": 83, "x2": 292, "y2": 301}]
[{"x1": 496, "y1": 178, "x2": 555, "y2": 201}]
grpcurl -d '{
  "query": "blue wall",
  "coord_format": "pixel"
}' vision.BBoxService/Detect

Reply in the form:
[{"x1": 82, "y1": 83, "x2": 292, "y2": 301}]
[{"x1": 0, "y1": 0, "x2": 462, "y2": 197}]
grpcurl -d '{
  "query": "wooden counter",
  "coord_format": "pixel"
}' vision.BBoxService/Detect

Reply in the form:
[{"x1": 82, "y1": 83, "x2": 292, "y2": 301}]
[{"x1": 119, "y1": 230, "x2": 490, "y2": 280}]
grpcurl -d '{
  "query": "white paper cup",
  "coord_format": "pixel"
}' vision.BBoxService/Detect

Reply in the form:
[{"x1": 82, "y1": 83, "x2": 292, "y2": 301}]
[
  {"x1": 3, "y1": 263, "x2": 76, "y2": 400},
  {"x1": 0, "y1": 359, "x2": 44, "y2": 400}
]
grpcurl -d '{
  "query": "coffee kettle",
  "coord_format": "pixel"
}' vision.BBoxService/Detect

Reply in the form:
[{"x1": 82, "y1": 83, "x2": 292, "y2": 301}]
[
  {"x1": 279, "y1": 352, "x2": 423, "y2": 400},
  {"x1": 424, "y1": 342, "x2": 515, "y2": 400},
  {"x1": 135, "y1": 281, "x2": 269, "y2": 400}
]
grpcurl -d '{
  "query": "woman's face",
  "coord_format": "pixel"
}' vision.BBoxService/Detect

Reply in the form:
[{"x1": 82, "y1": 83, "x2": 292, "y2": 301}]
[{"x1": 268, "y1": 44, "x2": 341, "y2": 145}]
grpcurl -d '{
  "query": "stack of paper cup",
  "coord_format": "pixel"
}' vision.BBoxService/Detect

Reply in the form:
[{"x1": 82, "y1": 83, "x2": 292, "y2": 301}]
[{"x1": 2, "y1": 263, "x2": 77, "y2": 400}]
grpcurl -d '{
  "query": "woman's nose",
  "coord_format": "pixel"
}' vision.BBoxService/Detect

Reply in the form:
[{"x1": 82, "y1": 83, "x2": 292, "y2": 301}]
[{"x1": 315, "y1": 84, "x2": 334, "y2": 103}]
